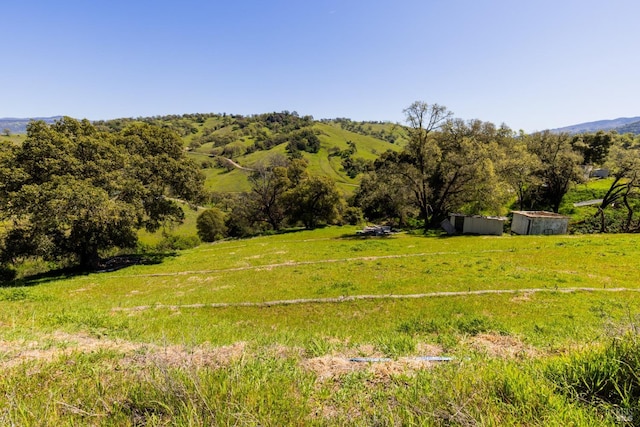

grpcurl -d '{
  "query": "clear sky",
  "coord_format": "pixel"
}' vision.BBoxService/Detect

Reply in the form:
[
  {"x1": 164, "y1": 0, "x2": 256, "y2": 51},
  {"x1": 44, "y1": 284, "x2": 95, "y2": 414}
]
[{"x1": 3, "y1": 0, "x2": 639, "y2": 132}]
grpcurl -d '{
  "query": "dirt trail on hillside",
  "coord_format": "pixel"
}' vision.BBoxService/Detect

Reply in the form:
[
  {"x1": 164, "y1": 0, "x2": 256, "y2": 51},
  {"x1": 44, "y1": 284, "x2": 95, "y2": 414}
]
[
  {"x1": 110, "y1": 287, "x2": 638, "y2": 313},
  {"x1": 223, "y1": 157, "x2": 255, "y2": 171}
]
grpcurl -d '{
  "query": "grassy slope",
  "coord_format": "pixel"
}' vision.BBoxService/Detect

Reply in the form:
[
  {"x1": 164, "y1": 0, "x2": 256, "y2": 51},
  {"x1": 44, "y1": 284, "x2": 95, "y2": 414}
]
[
  {"x1": 137, "y1": 200, "x2": 203, "y2": 246},
  {"x1": 47, "y1": 233, "x2": 640, "y2": 343},
  {"x1": 1, "y1": 228, "x2": 639, "y2": 424},
  {"x1": 149, "y1": 173, "x2": 617, "y2": 247},
  {"x1": 0, "y1": 134, "x2": 26, "y2": 145},
  {"x1": 186, "y1": 120, "x2": 401, "y2": 194}
]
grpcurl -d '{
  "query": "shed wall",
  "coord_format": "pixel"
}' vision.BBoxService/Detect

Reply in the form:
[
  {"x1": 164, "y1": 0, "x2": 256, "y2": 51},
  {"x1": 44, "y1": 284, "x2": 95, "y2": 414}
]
[
  {"x1": 462, "y1": 217, "x2": 504, "y2": 236},
  {"x1": 529, "y1": 217, "x2": 568, "y2": 235},
  {"x1": 511, "y1": 212, "x2": 568, "y2": 235},
  {"x1": 511, "y1": 213, "x2": 529, "y2": 235}
]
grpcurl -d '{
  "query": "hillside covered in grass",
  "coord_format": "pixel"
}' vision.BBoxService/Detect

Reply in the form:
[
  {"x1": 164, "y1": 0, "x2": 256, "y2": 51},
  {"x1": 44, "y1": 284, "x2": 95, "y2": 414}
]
[
  {"x1": 4, "y1": 106, "x2": 640, "y2": 278},
  {"x1": 3, "y1": 110, "x2": 640, "y2": 424},
  {"x1": 2, "y1": 227, "x2": 640, "y2": 425},
  {"x1": 95, "y1": 112, "x2": 408, "y2": 194}
]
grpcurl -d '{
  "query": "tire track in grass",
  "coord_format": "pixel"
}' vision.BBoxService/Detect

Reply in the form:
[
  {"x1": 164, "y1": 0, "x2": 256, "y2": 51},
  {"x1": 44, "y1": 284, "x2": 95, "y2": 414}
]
[
  {"x1": 109, "y1": 249, "x2": 514, "y2": 278},
  {"x1": 111, "y1": 287, "x2": 640, "y2": 313}
]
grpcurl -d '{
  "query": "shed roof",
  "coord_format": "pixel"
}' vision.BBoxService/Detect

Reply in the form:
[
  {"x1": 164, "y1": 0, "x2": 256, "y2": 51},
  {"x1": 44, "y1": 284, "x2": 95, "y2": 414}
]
[
  {"x1": 511, "y1": 211, "x2": 569, "y2": 219},
  {"x1": 449, "y1": 213, "x2": 508, "y2": 221}
]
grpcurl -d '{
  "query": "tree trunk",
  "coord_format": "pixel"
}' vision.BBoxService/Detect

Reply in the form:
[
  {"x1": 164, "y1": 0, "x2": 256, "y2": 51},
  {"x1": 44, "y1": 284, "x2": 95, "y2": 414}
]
[
  {"x1": 79, "y1": 248, "x2": 101, "y2": 270},
  {"x1": 623, "y1": 191, "x2": 634, "y2": 233},
  {"x1": 596, "y1": 207, "x2": 606, "y2": 233}
]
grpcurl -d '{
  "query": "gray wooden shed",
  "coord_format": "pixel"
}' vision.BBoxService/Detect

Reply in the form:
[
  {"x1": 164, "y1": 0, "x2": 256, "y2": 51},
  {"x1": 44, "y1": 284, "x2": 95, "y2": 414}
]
[{"x1": 511, "y1": 211, "x2": 569, "y2": 235}]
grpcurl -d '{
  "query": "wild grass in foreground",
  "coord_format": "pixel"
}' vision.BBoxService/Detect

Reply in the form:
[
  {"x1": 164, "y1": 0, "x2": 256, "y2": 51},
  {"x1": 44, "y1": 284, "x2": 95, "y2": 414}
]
[{"x1": 2, "y1": 335, "x2": 636, "y2": 426}]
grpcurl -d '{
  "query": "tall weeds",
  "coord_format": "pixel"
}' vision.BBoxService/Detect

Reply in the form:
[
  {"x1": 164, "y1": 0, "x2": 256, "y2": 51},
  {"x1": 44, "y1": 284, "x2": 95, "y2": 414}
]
[{"x1": 547, "y1": 331, "x2": 640, "y2": 424}]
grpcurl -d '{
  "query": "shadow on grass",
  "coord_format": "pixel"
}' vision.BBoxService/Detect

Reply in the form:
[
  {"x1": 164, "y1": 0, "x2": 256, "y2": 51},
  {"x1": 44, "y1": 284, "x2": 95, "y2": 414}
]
[
  {"x1": 338, "y1": 233, "x2": 399, "y2": 240},
  {"x1": 337, "y1": 229, "x2": 462, "y2": 239},
  {"x1": 241, "y1": 225, "x2": 326, "y2": 238},
  {"x1": 0, "y1": 252, "x2": 177, "y2": 288}
]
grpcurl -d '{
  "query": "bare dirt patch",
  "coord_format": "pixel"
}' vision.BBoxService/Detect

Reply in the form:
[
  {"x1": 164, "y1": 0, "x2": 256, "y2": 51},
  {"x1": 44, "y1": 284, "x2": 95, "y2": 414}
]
[
  {"x1": 466, "y1": 333, "x2": 538, "y2": 359},
  {"x1": 510, "y1": 292, "x2": 533, "y2": 303},
  {"x1": 123, "y1": 342, "x2": 247, "y2": 369},
  {"x1": 0, "y1": 332, "x2": 139, "y2": 369},
  {"x1": 1, "y1": 330, "x2": 534, "y2": 377},
  {"x1": 302, "y1": 343, "x2": 448, "y2": 381},
  {"x1": 0, "y1": 331, "x2": 247, "y2": 371},
  {"x1": 303, "y1": 355, "x2": 452, "y2": 384},
  {"x1": 303, "y1": 356, "x2": 358, "y2": 379}
]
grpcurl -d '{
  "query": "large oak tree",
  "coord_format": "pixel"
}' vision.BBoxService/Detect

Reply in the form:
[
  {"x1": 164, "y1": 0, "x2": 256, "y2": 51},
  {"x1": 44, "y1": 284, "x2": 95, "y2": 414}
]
[
  {"x1": 0, "y1": 117, "x2": 204, "y2": 269},
  {"x1": 526, "y1": 130, "x2": 584, "y2": 213},
  {"x1": 359, "y1": 101, "x2": 509, "y2": 230}
]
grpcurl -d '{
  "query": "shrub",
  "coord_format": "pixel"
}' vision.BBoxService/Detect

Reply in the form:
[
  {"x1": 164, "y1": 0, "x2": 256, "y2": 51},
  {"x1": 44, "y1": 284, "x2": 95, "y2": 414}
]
[
  {"x1": 0, "y1": 265, "x2": 17, "y2": 282},
  {"x1": 196, "y1": 208, "x2": 227, "y2": 242},
  {"x1": 343, "y1": 206, "x2": 364, "y2": 225},
  {"x1": 156, "y1": 234, "x2": 201, "y2": 251},
  {"x1": 200, "y1": 159, "x2": 214, "y2": 169}
]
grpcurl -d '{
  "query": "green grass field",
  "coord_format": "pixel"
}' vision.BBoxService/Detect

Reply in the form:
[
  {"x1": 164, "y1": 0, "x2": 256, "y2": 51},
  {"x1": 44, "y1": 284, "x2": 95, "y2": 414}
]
[
  {"x1": 2, "y1": 227, "x2": 640, "y2": 425},
  {"x1": 0, "y1": 134, "x2": 26, "y2": 145}
]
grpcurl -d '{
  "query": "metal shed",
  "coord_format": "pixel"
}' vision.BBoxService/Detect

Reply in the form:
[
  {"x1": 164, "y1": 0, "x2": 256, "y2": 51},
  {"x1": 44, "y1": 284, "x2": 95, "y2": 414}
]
[
  {"x1": 448, "y1": 214, "x2": 506, "y2": 236},
  {"x1": 511, "y1": 211, "x2": 569, "y2": 235},
  {"x1": 591, "y1": 168, "x2": 609, "y2": 178}
]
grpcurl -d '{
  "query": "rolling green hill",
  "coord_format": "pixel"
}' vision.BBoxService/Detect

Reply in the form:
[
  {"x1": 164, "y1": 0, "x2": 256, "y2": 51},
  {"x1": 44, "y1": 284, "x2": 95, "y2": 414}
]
[{"x1": 179, "y1": 113, "x2": 406, "y2": 194}]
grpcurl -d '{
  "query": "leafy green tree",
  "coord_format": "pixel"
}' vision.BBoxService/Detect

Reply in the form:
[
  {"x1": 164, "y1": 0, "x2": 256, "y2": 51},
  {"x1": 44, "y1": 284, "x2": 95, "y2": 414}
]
[
  {"x1": 285, "y1": 175, "x2": 344, "y2": 229},
  {"x1": 227, "y1": 157, "x2": 310, "y2": 235},
  {"x1": 383, "y1": 101, "x2": 451, "y2": 228},
  {"x1": 352, "y1": 162, "x2": 415, "y2": 225},
  {"x1": 0, "y1": 117, "x2": 204, "y2": 269},
  {"x1": 224, "y1": 193, "x2": 262, "y2": 238},
  {"x1": 526, "y1": 131, "x2": 584, "y2": 213},
  {"x1": 196, "y1": 208, "x2": 227, "y2": 242},
  {"x1": 572, "y1": 131, "x2": 614, "y2": 165},
  {"x1": 595, "y1": 145, "x2": 640, "y2": 232},
  {"x1": 497, "y1": 134, "x2": 542, "y2": 210},
  {"x1": 246, "y1": 156, "x2": 294, "y2": 231},
  {"x1": 429, "y1": 119, "x2": 510, "y2": 217},
  {"x1": 285, "y1": 128, "x2": 321, "y2": 154},
  {"x1": 342, "y1": 206, "x2": 365, "y2": 225},
  {"x1": 364, "y1": 102, "x2": 509, "y2": 230}
]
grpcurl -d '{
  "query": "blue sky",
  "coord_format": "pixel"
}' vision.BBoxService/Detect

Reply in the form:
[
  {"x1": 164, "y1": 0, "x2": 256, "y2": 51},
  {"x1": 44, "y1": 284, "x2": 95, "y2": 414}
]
[{"x1": 3, "y1": 0, "x2": 639, "y2": 132}]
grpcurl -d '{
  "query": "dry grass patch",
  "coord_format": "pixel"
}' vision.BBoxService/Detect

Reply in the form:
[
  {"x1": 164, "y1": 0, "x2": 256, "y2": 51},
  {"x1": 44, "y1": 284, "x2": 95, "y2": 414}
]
[
  {"x1": 0, "y1": 331, "x2": 249, "y2": 371},
  {"x1": 466, "y1": 333, "x2": 538, "y2": 359},
  {"x1": 0, "y1": 332, "x2": 139, "y2": 369},
  {"x1": 123, "y1": 341, "x2": 247, "y2": 369},
  {"x1": 302, "y1": 342, "x2": 448, "y2": 381},
  {"x1": 510, "y1": 291, "x2": 534, "y2": 303}
]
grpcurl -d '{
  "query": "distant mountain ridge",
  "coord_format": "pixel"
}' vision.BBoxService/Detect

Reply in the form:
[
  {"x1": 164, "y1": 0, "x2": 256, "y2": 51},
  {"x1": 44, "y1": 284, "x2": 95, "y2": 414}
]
[
  {"x1": 5, "y1": 114, "x2": 640, "y2": 136},
  {"x1": 0, "y1": 116, "x2": 62, "y2": 134},
  {"x1": 552, "y1": 116, "x2": 640, "y2": 135}
]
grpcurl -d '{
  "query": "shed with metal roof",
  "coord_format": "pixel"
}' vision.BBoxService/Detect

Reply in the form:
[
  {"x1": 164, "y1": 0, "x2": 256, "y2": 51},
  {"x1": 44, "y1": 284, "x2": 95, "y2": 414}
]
[{"x1": 511, "y1": 211, "x2": 569, "y2": 235}]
